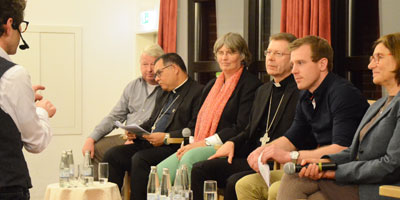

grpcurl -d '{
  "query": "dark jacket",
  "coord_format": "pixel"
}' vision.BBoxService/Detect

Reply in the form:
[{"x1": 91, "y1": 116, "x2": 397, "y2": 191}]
[
  {"x1": 141, "y1": 77, "x2": 204, "y2": 138},
  {"x1": 230, "y1": 75, "x2": 299, "y2": 156}
]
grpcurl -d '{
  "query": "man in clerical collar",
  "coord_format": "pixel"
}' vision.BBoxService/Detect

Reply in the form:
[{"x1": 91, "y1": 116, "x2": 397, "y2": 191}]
[
  {"x1": 190, "y1": 33, "x2": 300, "y2": 200},
  {"x1": 103, "y1": 53, "x2": 204, "y2": 200},
  {"x1": 235, "y1": 36, "x2": 370, "y2": 200}
]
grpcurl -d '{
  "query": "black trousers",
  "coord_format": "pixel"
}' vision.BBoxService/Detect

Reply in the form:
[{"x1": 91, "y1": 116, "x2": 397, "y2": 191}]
[
  {"x1": 0, "y1": 187, "x2": 30, "y2": 200},
  {"x1": 103, "y1": 140, "x2": 179, "y2": 200},
  {"x1": 191, "y1": 157, "x2": 255, "y2": 200}
]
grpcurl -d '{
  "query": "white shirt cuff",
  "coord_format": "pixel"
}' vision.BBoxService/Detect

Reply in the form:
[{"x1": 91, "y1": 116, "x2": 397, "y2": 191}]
[{"x1": 205, "y1": 134, "x2": 223, "y2": 146}]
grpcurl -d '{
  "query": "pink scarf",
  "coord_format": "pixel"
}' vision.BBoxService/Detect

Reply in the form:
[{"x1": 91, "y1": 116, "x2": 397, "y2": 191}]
[{"x1": 194, "y1": 67, "x2": 244, "y2": 142}]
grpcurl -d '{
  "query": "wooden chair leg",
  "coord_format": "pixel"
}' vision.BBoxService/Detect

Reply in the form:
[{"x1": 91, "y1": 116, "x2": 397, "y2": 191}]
[{"x1": 123, "y1": 172, "x2": 131, "y2": 200}]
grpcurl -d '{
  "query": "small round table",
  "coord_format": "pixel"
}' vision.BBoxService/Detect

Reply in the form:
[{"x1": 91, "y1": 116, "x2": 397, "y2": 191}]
[{"x1": 44, "y1": 181, "x2": 121, "y2": 200}]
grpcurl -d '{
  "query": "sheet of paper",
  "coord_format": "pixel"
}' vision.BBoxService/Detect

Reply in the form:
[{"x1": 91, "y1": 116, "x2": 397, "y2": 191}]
[
  {"x1": 114, "y1": 121, "x2": 150, "y2": 136},
  {"x1": 258, "y1": 152, "x2": 271, "y2": 187}
]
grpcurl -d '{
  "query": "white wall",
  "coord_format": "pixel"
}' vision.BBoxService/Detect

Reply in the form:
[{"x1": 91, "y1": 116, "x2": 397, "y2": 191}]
[
  {"x1": 18, "y1": 0, "x2": 158, "y2": 199},
  {"x1": 380, "y1": 0, "x2": 400, "y2": 36}
]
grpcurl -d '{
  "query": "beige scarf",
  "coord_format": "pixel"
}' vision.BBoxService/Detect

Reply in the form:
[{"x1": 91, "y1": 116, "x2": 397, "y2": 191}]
[{"x1": 194, "y1": 67, "x2": 244, "y2": 142}]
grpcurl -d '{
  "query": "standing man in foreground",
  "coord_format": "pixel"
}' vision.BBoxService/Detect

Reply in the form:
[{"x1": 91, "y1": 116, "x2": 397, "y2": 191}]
[
  {"x1": 0, "y1": 0, "x2": 56, "y2": 199},
  {"x1": 82, "y1": 44, "x2": 164, "y2": 179},
  {"x1": 235, "y1": 36, "x2": 369, "y2": 200}
]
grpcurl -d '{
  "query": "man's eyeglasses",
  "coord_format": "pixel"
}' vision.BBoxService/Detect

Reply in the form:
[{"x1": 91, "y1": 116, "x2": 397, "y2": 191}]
[
  {"x1": 19, "y1": 21, "x2": 29, "y2": 33},
  {"x1": 370, "y1": 53, "x2": 392, "y2": 64},
  {"x1": 11, "y1": 20, "x2": 29, "y2": 33},
  {"x1": 264, "y1": 50, "x2": 290, "y2": 58},
  {"x1": 154, "y1": 64, "x2": 173, "y2": 78}
]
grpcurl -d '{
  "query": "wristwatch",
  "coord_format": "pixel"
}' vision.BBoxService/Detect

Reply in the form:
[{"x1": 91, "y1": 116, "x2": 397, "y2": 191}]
[
  {"x1": 290, "y1": 151, "x2": 299, "y2": 163},
  {"x1": 205, "y1": 139, "x2": 212, "y2": 146},
  {"x1": 163, "y1": 133, "x2": 170, "y2": 145}
]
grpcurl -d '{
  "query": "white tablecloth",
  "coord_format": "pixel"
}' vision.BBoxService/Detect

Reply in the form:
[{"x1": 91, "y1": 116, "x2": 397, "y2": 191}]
[{"x1": 44, "y1": 182, "x2": 121, "y2": 200}]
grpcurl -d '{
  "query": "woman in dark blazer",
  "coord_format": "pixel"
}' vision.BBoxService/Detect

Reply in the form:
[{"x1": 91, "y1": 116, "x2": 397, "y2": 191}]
[
  {"x1": 278, "y1": 33, "x2": 400, "y2": 200},
  {"x1": 156, "y1": 32, "x2": 261, "y2": 183}
]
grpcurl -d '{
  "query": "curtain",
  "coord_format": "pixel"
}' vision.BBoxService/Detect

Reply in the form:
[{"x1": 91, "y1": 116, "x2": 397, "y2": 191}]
[
  {"x1": 158, "y1": 0, "x2": 177, "y2": 53},
  {"x1": 281, "y1": 0, "x2": 331, "y2": 43}
]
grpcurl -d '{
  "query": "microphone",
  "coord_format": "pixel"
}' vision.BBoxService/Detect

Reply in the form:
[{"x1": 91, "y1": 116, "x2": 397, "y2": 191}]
[
  {"x1": 18, "y1": 31, "x2": 30, "y2": 50},
  {"x1": 283, "y1": 162, "x2": 337, "y2": 175},
  {"x1": 182, "y1": 128, "x2": 191, "y2": 145}
]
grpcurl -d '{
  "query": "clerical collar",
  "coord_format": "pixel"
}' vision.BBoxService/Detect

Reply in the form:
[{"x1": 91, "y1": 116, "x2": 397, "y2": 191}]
[
  {"x1": 273, "y1": 74, "x2": 293, "y2": 88},
  {"x1": 172, "y1": 77, "x2": 188, "y2": 93}
]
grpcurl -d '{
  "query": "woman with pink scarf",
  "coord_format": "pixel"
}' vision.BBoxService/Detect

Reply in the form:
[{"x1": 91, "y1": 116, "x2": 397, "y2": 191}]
[{"x1": 157, "y1": 32, "x2": 262, "y2": 183}]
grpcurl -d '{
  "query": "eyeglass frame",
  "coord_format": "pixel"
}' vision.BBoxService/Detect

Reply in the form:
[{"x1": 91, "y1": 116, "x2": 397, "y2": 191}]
[
  {"x1": 370, "y1": 53, "x2": 392, "y2": 64},
  {"x1": 154, "y1": 64, "x2": 173, "y2": 78},
  {"x1": 264, "y1": 50, "x2": 290, "y2": 58},
  {"x1": 12, "y1": 20, "x2": 29, "y2": 33}
]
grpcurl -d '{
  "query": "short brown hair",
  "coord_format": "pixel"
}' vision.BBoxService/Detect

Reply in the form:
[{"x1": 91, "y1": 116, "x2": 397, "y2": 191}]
[
  {"x1": 374, "y1": 32, "x2": 400, "y2": 85},
  {"x1": 270, "y1": 33, "x2": 297, "y2": 43},
  {"x1": 0, "y1": 0, "x2": 26, "y2": 36},
  {"x1": 289, "y1": 35, "x2": 334, "y2": 71},
  {"x1": 213, "y1": 32, "x2": 252, "y2": 66}
]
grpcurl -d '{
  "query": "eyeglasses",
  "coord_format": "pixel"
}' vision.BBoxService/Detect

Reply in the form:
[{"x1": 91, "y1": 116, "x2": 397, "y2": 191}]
[
  {"x1": 216, "y1": 50, "x2": 238, "y2": 57},
  {"x1": 264, "y1": 50, "x2": 290, "y2": 58},
  {"x1": 154, "y1": 64, "x2": 173, "y2": 78},
  {"x1": 370, "y1": 53, "x2": 392, "y2": 64},
  {"x1": 19, "y1": 21, "x2": 29, "y2": 33}
]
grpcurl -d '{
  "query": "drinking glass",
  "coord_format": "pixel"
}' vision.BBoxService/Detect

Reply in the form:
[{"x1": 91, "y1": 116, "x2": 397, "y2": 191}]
[
  {"x1": 181, "y1": 189, "x2": 193, "y2": 200},
  {"x1": 203, "y1": 180, "x2": 217, "y2": 200},
  {"x1": 98, "y1": 162, "x2": 109, "y2": 184},
  {"x1": 70, "y1": 164, "x2": 81, "y2": 187}
]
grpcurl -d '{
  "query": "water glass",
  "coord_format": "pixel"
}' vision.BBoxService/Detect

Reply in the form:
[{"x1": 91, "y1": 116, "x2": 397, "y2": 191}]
[
  {"x1": 203, "y1": 180, "x2": 217, "y2": 200},
  {"x1": 70, "y1": 164, "x2": 81, "y2": 187},
  {"x1": 181, "y1": 189, "x2": 193, "y2": 200},
  {"x1": 98, "y1": 162, "x2": 109, "y2": 184}
]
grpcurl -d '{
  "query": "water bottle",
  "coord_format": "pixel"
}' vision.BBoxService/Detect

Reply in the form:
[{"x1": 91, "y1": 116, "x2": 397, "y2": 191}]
[
  {"x1": 180, "y1": 164, "x2": 190, "y2": 191},
  {"x1": 172, "y1": 168, "x2": 183, "y2": 200},
  {"x1": 59, "y1": 151, "x2": 70, "y2": 187},
  {"x1": 159, "y1": 168, "x2": 171, "y2": 200},
  {"x1": 147, "y1": 166, "x2": 159, "y2": 200},
  {"x1": 66, "y1": 150, "x2": 74, "y2": 185},
  {"x1": 82, "y1": 150, "x2": 94, "y2": 186}
]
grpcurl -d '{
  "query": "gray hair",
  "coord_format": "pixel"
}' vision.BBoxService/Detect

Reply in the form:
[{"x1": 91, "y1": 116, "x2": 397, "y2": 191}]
[
  {"x1": 141, "y1": 44, "x2": 164, "y2": 59},
  {"x1": 213, "y1": 32, "x2": 252, "y2": 65}
]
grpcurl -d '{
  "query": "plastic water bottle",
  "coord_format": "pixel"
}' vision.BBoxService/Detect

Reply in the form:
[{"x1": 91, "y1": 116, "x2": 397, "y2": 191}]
[
  {"x1": 82, "y1": 150, "x2": 94, "y2": 186},
  {"x1": 59, "y1": 151, "x2": 70, "y2": 187},
  {"x1": 147, "y1": 166, "x2": 159, "y2": 200},
  {"x1": 66, "y1": 150, "x2": 74, "y2": 185},
  {"x1": 159, "y1": 168, "x2": 171, "y2": 200}
]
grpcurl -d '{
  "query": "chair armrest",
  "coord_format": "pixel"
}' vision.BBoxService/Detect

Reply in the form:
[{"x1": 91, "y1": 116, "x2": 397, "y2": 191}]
[
  {"x1": 379, "y1": 185, "x2": 400, "y2": 198},
  {"x1": 167, "y1": 138, "x2": 184, "y2": 144}
]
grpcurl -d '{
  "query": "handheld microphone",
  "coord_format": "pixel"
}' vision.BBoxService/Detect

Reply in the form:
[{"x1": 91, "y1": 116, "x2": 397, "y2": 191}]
[
  {"x1": 182, "y1": 128, "x2": 191, "y2": 145},
  {"x1": 283, "y1": 162, "x2": 337, "y2": 175}
]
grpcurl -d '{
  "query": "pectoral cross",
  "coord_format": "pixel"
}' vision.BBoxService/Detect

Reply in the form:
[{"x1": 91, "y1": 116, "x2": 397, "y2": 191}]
[{"x1": 260, "y1": 133, "x2": 270, "y2": 146}]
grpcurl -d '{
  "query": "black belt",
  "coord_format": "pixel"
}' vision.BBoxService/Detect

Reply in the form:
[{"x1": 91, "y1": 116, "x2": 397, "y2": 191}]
[{"x1": 0, "y1": 186, "x2": 26, "y2": 193}]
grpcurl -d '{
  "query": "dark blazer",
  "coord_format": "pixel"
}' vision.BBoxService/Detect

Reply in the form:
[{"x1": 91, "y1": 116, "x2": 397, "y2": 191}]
[
  {"x1": 230, "y1": 75, "x2": 299, "y2": 156},
  {"x1": 141, "y1": 77, "x2": 204, "y2": 138},
  {"x1": 196, "y1": 68, "x2": 262, "y2": 142},
  {"x1": 328, "y1": 93, "x2": 400, "y2": 200}
]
